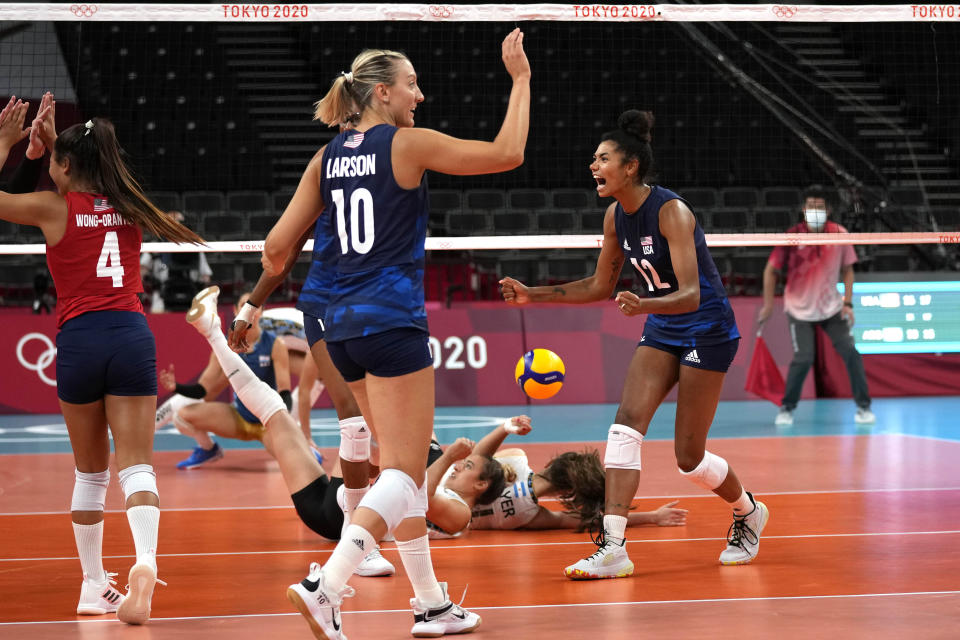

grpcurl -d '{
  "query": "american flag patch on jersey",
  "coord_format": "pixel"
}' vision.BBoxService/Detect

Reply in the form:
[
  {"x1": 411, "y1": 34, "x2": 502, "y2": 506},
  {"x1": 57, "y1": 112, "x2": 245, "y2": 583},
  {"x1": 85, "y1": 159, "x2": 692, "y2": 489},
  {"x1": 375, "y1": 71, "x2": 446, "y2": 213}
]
[
  {"x1": 641, "y1": 236, "x2": 653, "y2": 246},
  {"x1": 93, "y1": 198, "x2": 112, "y2": 212},
  {"x1": 343, "y1": 132, "x2": 364, "y2": 149}
]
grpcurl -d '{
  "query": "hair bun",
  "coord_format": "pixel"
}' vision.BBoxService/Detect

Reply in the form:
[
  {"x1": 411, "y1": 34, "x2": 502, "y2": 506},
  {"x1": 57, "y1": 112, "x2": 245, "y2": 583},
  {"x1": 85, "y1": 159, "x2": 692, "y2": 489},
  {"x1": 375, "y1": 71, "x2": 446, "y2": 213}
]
[{"x1": 618, "y1": 109, "x2": 654, "y2": 143}]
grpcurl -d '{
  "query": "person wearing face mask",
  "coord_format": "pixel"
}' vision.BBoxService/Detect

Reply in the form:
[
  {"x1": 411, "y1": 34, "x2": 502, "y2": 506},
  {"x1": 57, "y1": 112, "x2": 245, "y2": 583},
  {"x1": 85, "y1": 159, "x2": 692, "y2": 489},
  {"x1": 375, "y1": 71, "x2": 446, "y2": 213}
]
[{"x1": 758, "y1": 185, "x2": 874, "y2": 427}]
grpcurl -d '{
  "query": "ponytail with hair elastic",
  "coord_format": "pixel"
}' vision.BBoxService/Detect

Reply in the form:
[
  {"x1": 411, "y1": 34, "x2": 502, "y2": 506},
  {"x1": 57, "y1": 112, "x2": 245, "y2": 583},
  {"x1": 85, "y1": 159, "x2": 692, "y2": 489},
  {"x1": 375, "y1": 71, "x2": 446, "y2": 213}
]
[
  {"x1": 314, "y1": 48, "x2": 410, "y2": 127},
  {"x1": 53, "y1": 118, "x2": 203, "y2": 245}
]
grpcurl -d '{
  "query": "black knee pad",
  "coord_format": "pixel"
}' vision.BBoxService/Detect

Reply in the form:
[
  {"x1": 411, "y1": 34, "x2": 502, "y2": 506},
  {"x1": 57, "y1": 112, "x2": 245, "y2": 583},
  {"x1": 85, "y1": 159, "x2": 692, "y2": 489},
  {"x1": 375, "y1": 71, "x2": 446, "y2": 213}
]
[{"x1": 291, "y1": 476, "x2": 344, "y2": 540}]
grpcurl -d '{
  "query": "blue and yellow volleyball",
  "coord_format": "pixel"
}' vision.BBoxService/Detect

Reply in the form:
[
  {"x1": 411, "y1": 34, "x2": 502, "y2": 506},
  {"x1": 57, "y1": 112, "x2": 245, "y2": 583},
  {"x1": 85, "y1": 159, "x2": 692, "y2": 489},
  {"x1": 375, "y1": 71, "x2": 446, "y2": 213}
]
[{"x1": 515, "y1": 348, "x2": 565, "y2": 400}]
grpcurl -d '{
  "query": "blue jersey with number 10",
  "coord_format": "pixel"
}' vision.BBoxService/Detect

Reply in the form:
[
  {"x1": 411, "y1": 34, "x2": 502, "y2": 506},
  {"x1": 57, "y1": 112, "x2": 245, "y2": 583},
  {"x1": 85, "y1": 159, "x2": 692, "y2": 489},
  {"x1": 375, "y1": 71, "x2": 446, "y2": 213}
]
[{"x1": 320, "y1": 124, "x2": 430, "y2": 341}]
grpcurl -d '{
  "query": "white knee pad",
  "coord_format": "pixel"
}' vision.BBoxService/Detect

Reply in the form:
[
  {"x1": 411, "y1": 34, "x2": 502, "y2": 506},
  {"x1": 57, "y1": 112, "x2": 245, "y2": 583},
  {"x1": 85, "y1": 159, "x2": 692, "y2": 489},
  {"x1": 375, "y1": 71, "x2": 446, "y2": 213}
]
[
  {"x1": 71, "y1": 469, "x2": 110, "y2": 511},
  {"x1": 403, "y1": 481, "x2": 429, "y2": 520},
  {"x1": 356, "y1": 468, "x2": 418, "y2": 533},
  {"x1": 679, "y1": 451, "x2": 729, "y2": 491},
  {"x1": 118, "y1": 464, "x2": 158, "y2": 500},
  {"x1": 338, "y1": 416, "x2": 371, "y2": 462},
  {"x1": 236, "y1": 378, "x2": 286, "y2": 425},
  {"x1": 603, "y1": 424, "x2": 644, "y2": 470},
  {"x1": 155, "y1": 393, "x2": 200, "y2": 431}
]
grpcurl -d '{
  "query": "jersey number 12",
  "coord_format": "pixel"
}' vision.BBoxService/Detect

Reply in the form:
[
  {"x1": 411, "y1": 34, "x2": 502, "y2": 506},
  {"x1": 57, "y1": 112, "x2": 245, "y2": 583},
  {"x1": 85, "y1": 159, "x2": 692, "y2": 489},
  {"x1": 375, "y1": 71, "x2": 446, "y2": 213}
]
[{"x1": 631, "y1": 257, "x2": 671, "y2": 292}]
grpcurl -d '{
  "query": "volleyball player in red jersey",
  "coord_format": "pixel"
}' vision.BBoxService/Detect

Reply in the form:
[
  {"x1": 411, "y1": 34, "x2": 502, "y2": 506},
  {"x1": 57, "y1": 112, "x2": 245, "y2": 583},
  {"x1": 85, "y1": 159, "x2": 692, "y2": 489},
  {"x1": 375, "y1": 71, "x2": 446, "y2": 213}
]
[{"x1": 0, "y1": 117, "x2": 201, "y2": 624}]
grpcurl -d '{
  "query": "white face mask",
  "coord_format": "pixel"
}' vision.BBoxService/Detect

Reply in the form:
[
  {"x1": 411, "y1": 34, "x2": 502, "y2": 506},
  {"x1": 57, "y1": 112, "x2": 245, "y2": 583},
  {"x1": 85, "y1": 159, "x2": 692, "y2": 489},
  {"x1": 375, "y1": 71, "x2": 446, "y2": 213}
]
[{"x1": 803, "y1": 207, "x2": 827, "y2": 231}]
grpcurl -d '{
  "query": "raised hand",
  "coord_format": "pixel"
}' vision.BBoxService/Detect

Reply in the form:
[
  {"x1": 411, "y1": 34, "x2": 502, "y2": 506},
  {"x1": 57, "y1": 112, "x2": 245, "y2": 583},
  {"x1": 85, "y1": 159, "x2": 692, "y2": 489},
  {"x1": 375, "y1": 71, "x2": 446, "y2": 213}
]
[
  {"x1": 501, "y1": 28, "x2": 531, "y2": 81},
  {"x1": 0, "y1": 96, "x2": 17, "y2": 126},
  {"x1": 26, "y1": 92, "x2": 55, "y2": 159},
  {"x1": 0, "y1": 98, "x2": 30, "y2": 154},
  {"x1": 504, "y1": 415, "x2": 532, "y2": 435},
  {"x1": 158, "y1": 364, "x2": 177, "y2": 393},
  {"x1": 447, "y1": 437, "x2": 476, "y2": 461}
]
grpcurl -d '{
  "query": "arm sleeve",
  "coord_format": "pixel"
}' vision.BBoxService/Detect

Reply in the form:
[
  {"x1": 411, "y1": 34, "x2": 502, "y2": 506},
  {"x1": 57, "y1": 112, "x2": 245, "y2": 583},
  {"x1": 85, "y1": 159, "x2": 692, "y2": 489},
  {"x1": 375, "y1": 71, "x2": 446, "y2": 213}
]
[{"x1": 6, "y1": 157, "x2": 44, "y2": 194}]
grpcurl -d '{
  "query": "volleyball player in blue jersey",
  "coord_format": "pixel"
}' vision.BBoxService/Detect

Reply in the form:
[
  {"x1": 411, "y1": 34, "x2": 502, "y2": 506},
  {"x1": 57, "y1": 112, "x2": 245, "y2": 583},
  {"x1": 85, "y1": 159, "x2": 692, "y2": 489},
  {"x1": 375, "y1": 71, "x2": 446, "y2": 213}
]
[
  {"x1": 501, "y1": 110, "x2": 768, "y2": 580},
  {"x1": 261, "y1": 29, "x2": 530, "y2": 639},
  {"x1": 228, "y1": 222, "x2": 397, "y2": 578}
]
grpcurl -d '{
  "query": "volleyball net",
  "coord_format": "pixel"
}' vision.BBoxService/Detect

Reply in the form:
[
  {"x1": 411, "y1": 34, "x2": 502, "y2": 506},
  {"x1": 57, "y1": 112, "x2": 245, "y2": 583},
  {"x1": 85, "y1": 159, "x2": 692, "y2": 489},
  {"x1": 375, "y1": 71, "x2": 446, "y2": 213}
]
[{"x1": 1, "y1": 3, "x2": 959, "y2": 307}]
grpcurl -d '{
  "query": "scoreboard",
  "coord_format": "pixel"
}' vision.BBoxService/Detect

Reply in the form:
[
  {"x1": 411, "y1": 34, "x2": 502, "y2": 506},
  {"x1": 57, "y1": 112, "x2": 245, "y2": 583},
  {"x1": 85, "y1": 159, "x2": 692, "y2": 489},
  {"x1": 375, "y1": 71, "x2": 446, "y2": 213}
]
[{"x1": 843, "y1": 281, "x2": 960, "y2": 354}]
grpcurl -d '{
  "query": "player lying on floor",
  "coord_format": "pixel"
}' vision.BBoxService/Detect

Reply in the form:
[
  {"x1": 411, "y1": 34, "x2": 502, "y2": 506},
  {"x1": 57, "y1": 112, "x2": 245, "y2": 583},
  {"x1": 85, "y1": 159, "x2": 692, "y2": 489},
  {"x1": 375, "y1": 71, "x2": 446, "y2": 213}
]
[{"x1": 424, "y1": 417, "x2": 688, "y2": 538}]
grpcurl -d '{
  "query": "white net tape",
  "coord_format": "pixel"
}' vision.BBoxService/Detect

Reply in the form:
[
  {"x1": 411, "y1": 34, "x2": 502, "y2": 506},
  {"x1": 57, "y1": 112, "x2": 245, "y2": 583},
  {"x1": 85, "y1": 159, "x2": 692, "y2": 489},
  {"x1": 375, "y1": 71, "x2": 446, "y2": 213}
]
[
  {"x1": 1, "y1": 3, "x2": 958, "y2": 23},
  {"x1": 2, "y1": 232, "x2": 958, "y2": 255}
]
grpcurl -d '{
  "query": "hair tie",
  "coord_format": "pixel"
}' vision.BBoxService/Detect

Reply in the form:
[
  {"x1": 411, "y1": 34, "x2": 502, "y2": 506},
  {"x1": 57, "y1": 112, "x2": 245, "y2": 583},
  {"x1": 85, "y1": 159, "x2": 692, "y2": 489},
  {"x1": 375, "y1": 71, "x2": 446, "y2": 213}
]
[
  {"x1": 84, "y1": 120, "x2": 94, "y2": 136},
  {"x1": 340, "y1": 71, "x2": 353, "y2": 84}
]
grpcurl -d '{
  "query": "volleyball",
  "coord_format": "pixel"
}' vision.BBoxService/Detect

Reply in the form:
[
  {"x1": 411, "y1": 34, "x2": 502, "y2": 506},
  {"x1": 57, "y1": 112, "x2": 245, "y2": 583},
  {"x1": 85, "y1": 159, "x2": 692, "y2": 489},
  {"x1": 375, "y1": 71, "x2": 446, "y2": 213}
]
[{"x1": 515, "y1": 348, "x2": 565, "y2": 399}]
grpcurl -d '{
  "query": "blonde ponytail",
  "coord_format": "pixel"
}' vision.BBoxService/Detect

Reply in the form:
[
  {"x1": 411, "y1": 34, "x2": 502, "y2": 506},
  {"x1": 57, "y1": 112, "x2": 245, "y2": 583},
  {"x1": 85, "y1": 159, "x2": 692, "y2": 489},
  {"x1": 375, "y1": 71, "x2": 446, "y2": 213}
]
[{"x1": 313, "y1": 49, "x2": 410, "y2": 127}]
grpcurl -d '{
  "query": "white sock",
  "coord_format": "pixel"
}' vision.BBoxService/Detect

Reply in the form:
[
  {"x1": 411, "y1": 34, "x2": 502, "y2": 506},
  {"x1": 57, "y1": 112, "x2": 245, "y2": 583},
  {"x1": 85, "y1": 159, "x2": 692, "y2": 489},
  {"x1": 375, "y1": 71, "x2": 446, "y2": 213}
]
[
  {"x1": 396, "y1": 534, "x2": 445, "y2": 607},
  {"x1": 126, "y1": 505, "x2": 160, "y2": 567},
  {"x1": 603, "y1": 514, "x2": 628, "y2": 545},
  {"x1": 730, "y1": 490, "x2": 754, "y2": 515},
  {"x1": 72, "y1": 521, "x2": 106, "y2": 583},
  {"x1": 207, "y1": 331, "x2": 259, "y2": 389},
  {"x1": 324, "y1": 524, "x2": 375, "y2": 593},
  {"x1": 206, "y1": 330, "x2": 285, "y2": 423},
  {"x1": 340, "y1": 486, "x2": 369, "y2": 539}
]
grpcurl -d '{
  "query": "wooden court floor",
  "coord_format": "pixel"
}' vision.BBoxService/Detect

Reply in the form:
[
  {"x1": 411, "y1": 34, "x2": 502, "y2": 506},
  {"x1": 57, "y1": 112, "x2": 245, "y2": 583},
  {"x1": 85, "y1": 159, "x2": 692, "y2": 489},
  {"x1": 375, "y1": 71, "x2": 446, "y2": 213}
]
[{"x1": 1, "y1": 424, "x2": 959, "y2": 638}]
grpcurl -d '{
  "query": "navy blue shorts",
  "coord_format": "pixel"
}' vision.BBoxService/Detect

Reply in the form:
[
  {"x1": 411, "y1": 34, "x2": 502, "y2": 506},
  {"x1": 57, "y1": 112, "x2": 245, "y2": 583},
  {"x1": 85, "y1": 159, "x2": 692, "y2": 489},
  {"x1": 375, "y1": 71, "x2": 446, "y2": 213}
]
[
  {"x1": 639, "y1": 336, "x2": 740, "y2": 373},
  {"x1": 56, "y1": 311, "x2": 158, "y2": 403},
  {"x1": 303, "y1": 312, "x2": 326, "y2": 347},
  {"x1": 326, "y1": 328, "x2": 433, "y2": 382}
]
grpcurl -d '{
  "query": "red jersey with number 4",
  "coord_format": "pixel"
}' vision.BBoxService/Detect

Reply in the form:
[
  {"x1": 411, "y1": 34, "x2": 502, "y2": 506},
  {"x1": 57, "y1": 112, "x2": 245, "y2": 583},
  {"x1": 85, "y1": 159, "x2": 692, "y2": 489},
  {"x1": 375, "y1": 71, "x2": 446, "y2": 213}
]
[{"x1": 46, "y1": 192, "x2": 144, "y2": 328}]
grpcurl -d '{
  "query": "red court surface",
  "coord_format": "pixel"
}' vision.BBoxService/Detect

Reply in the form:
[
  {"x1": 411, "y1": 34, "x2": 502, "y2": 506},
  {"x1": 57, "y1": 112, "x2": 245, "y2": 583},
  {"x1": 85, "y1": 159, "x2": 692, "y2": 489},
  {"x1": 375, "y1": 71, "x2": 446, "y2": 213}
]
[{"x1": 2, "y1": 437, "x2": 959, "y2": 639}]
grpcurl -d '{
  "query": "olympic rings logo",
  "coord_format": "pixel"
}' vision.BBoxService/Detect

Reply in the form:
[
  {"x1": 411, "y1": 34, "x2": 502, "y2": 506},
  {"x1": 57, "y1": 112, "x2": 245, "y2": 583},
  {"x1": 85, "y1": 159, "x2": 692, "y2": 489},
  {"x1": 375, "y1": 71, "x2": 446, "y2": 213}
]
[
  {"x1": 429, "y1": 5, "x2": 454, "y2": 19},
  {"x1": 70, "y1": 4, "x2": 98, "y2": 17},
  {"x1": 16, "y1": 332, "x2": 57, "y2": 387},
  {"x1": 772, "y1": 5, "x2": 798, "y2": 19}
]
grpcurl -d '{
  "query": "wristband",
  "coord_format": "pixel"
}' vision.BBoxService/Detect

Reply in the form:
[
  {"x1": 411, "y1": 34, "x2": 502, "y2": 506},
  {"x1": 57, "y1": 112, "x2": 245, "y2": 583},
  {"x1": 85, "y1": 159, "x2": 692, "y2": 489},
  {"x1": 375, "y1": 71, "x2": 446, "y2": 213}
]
[
  {"x1": 233, "y1": 300, "x2": 258, "y2": 329},
  {"x1": 503, "y1": 419, "x2": 522, "y2": 434},
  {"x1": 175, "y1": 382, "x2": 207, "y2": 400},
  {"x1": 279, "y1": 390, "x2": 293, "y2": 411},
  {"x1": 843, "y1": 301, "x2": 853, "y2": 308}
]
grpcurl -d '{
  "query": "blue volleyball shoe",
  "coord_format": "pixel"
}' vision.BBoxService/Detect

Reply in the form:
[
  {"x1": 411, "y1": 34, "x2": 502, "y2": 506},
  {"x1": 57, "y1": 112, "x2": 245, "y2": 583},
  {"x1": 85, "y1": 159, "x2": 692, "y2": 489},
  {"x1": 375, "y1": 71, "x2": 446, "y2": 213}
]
[{"x1": 176, "y1": 443, "x2": 224, "y2": 470}]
